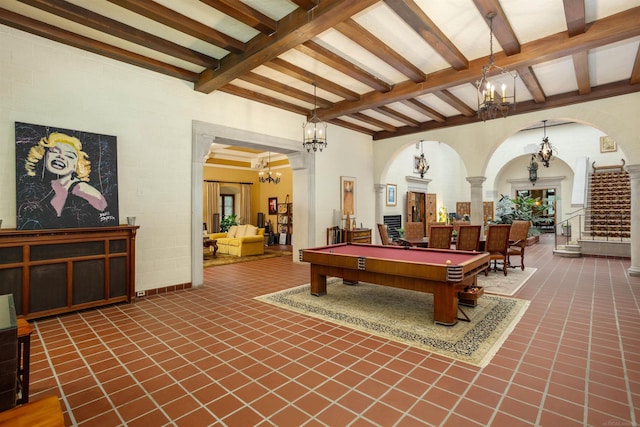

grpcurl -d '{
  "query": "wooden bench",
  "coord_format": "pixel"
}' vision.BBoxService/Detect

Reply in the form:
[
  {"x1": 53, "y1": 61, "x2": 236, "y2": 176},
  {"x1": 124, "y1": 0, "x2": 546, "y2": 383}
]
[{"x1": 0, "y1": 395, "x2": 64, "y2": 427}]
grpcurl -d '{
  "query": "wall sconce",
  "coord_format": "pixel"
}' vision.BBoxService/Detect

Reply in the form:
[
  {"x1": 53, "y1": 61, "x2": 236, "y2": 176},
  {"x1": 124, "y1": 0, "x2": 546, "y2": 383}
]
[
  {"x1": 416, "y1": 141, "x2": 429, "y2": 178},
  {"x1": 528, "y1": 155, "x2": 539, "y2": 186}
]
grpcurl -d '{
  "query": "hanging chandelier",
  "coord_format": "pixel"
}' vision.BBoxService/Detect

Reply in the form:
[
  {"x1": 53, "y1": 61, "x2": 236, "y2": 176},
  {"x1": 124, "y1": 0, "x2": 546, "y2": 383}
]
[
  {"x1": 528, "y1": 154, "x2": 539, "y2": 185},
  {"x1": 476, "y1": 12, "x2": 517, "y2": 121},
  {"x1": 416, "y1": 141, "x2": 429, "y2": 178},
  {"x1": 537, "y1": 120, "x2": 554, "y2": 167},
  {"x1": 302, "y1": 83, "x2": 327, "y2": 153},
  {"x1": 258, "y1": 152, "x2": 281, "y2": 184}
]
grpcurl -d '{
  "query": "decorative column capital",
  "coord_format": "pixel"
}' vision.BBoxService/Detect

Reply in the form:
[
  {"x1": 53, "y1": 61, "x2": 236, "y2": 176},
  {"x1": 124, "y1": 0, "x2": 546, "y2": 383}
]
[
  {"x1": 625, "y1": 164, "x2": 640, "y2": 179},
  {"x1": 466, "y1": 176, "x2": 487, "y2": 187}
]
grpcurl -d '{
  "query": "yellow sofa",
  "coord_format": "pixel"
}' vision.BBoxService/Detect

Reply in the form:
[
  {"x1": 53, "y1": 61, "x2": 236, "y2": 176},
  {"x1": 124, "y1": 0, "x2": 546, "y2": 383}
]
[{"x1": 210, "y1": 225, "x2": 265, "y2": 257}]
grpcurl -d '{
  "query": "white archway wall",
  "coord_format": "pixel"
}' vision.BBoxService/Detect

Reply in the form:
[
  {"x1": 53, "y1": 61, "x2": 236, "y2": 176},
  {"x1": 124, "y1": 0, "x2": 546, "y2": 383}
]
[
  {"x1": 494, "y1": 156, "x2": 573, "y2": 222},
  {"x1": 382, "y1": 141, "x2": 468, "y2": 220},
  {"x1": 484, "y1": 122, "x2": 627, "y2": 199}
]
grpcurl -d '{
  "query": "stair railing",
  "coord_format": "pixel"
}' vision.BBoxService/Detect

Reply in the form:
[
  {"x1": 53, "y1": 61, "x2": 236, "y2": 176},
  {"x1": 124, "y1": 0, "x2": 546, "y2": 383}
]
[
  {"x1": 555, "y1": 209, "x2": 584, "y2": 250},
  {"x1": 555, "y1": 208, "x2": 629, "y2": 250}
]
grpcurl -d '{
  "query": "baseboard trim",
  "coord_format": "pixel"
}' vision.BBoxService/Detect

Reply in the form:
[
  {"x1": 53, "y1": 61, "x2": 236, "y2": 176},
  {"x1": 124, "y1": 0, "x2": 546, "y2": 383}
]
[{"x1": 135, "y1": 282, "x2": 193, "y2": 300}]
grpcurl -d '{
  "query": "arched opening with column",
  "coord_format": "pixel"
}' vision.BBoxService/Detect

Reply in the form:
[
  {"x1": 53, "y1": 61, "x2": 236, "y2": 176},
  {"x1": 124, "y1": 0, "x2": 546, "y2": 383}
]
[
  {"x1": 191, "y1": 120, "x2": 314, "y2": 288},
  {"x1": 374, "y1": 114, "x2": 638, "y2": 273}
]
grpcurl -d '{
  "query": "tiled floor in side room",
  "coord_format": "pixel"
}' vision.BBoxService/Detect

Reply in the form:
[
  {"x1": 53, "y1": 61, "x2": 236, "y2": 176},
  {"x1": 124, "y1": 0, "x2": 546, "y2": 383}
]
[{"x1": 27, "y1": 235, "x2": 640, "y2": 426}]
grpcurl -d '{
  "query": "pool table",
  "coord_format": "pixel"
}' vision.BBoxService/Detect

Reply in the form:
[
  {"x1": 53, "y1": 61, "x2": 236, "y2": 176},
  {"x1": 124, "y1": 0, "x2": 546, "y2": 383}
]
[{"x1": 300, "y1": 243, "x2": 489, "y2": 325}]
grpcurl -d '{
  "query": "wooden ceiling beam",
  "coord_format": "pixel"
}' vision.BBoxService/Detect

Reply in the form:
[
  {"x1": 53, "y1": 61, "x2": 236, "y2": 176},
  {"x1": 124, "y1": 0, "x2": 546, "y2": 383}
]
[
  {"x1": 265, "y1": 58, "x2": 360, "y2": 101},
  {"x1": 517, "y1": 67, "x2": 546, "y2": 103},
  {"x1": 0, "y1": 7, "x2": 198, "y2": 81},
  {"x1": 472, "y1": 0, "x2": 520, "y2": 55},
  {"x1": 348, "y1": 112, "x2": 397, "y2": 132},
  {"x1": 237, "y1": 72, "x2": 332, "y2": 108},
  {"x1": 296, "y1": 41, "x2": 392, "y2": 92},
  {"x1": 319, "y1": 7, "x2": 640, "y2": 120},
  {"x1": 374, "y1": 106, "x2": 421, "y2": 127},
  {"x1": 196, "y1": 0, "x2": 379, "y2": 93},
  {"x1": 572, "y1": 51, "x2": 591, "y2": 95},
  {"x1": 563, "y1": 0, "x2": 586, "y2": 37},
  {"x1": 630, "y1": 45, "x2": 640, "y2": 85},
  {"x1": 328, "y1": 118, "x2": 375, "y2": 136},
  {"x1": 400, "y1": 99, "x2": 446, "y2": 122},
  {"x1": 433, "y1": 90, "x2": 475, "y2": 117},
  {"x1": 218, "y1": 84, "x2": 308, "y2": 115},
  {"x1": 290, "y1": 0, "x2": 319, "y2": 11},
  {"x1": 106, "y1": 0, "x2": 245, "y2": 54},
  {"x1": 199, "y1": 0, "x2": 276, "y2": 35},
  {"x1": 18, "y1": 0, "x2": 219, "y2": 68},
  {"x1": 385, "y1": 0, "x2": 469, "y2": 70},
  {"x1": 334, "y1": 19, "x2": 426, "y2": 83}
]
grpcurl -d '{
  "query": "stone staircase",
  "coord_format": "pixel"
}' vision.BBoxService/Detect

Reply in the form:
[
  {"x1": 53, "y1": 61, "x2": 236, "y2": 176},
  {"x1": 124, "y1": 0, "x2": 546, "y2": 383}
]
[
  {"x1": 554, "y1": 162, "x2": 631, "y2": 258},
  {"x1": 584, "y1": 168, "x2": 630, "y2": 240}
]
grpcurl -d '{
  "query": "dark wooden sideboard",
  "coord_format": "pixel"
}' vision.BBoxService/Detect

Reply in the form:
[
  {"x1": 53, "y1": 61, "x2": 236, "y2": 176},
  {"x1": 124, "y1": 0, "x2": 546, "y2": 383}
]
[
  {"x1": 0, "y1": 226, "x2": 138, "y2": 320},
  {"x1": 342, "y1": 228, "x2": 372, "y2": 244}
]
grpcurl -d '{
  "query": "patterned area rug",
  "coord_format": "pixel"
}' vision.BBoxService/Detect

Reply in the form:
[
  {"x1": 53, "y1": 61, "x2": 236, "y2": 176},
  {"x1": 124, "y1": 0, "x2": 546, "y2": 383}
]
[
  {"x1": 256, "y1": 279, "x2": 529, "y2": 367},
  {"x1": 203, "y1": 249, "x2": 292, "y2": 268},
  {"x1": 478, "y1": 267, "x2": 537, "y2": 296}
]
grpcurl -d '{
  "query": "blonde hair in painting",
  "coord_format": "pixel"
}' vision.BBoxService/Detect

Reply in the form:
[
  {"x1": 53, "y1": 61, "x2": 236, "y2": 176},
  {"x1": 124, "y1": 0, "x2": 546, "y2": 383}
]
[{"x1": 25, "y1": 132, "x2": 91, "y2": 181}]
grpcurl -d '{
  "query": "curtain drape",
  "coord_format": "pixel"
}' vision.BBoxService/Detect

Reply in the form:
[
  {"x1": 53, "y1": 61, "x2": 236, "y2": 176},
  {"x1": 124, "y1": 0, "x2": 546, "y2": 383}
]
[
  {"x1": 204, "y1": 182, "x2": 220, "y2": 233},
  {"x1": 240, "y1": 184, "x2": 252, "y2": 225}
]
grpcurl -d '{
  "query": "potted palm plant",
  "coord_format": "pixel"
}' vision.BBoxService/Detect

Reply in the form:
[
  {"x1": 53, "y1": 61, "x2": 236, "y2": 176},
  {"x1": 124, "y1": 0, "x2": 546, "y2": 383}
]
[
  {"x1": 220, "y1": 214, "x2": 237, "y2": 233},
  {"x1": 493, "y1": 194, "x2": 551, "y2": 244}
]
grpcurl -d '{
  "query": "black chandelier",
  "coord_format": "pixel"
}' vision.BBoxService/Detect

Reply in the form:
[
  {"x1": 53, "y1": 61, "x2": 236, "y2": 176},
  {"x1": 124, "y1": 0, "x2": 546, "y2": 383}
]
[
  {"x1": 537, "y1": 120, "x2": 554, "y2": 167},
  {"x1": 476, "y1": 12, "x2": 517, "y2": 121},
  {"x1": 528, "y1": 154, "x2": 539, "y2": 185},
  {"x1": 416, "y1": 141, "x2": 429, "y2": 178},
  {"x1": 258, "y1": 152, "x2": 281, "y2": 184},
  {"x1": 302, "y1": 83, "x2": 327, "y2": 153}
]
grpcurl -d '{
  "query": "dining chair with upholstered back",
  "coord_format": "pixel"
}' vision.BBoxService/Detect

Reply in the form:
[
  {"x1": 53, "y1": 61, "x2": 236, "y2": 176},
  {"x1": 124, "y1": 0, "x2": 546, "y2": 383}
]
[
  {"x1": 507, "y1": 220, "x2": 531, "y2": 270},
  {"x1": 428, "y1": 225, "x2": 453, "y2": 249},
  {"x1": 404, "y1": 221, "x2": 424, "y2": 239},
  {"x1": 484, "y1": 224, "x2": 512, "y2": 276},
  {"x1": 377, "y1": 223, "x2": 395, "y2": 246},
  {"x1": 455, "y1": 225, "x2": 482, "y2": 251}
]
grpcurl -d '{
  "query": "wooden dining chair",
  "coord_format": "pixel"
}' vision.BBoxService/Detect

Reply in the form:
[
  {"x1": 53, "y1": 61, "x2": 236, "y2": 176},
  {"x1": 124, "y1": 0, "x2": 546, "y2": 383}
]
[
  {"x1": 404, "y1": 221, "x2": 424, "y2": 239},
  {"x1": 507, "y1": 220, "x2": 531, "y2": 270},
  {"x1": 455, "y1": 225, "x2": 482, "y2": 251},
  {"x1": 484, "y1": 224, "x2": 512, "y2": 276},
  {"x1": 452, "y1": 220, "x2": 470, "y2": 235},
  {"x1": 426, "y1": 221, "x2": 446, "y2": 237},
  {"x1": 377, "y1": 223, "x2": 398, "y2": 246},
  {"x1": 428, "y1": 225, "x2": 453, "y2": 249}
]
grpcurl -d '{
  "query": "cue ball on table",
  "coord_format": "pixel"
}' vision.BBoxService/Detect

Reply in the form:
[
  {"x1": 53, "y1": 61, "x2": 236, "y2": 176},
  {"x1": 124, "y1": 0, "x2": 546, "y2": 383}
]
[{"x1": 445, "y1": 260, "x2": 451, "y2": 265}]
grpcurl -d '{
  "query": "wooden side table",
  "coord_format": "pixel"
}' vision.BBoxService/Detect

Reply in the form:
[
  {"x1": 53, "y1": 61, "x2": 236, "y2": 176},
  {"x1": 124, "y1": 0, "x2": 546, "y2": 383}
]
[
  {"x1": 16, "y1": 319, "x2": 33, "y2": 405},
  {"x1": 203, "y1": 238, "x2": 218, "y2": 258}
]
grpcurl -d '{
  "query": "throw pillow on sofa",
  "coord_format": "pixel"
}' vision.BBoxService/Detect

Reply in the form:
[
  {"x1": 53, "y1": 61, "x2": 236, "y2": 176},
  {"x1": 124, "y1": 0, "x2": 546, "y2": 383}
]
[
  {"x1": 246, "y1": 224, "x2": 258, "y2": 236},
  {"x1": 235, "y1": 224, "x2": 248, "y2": 237},
  {"x1": 227, "y1": 225, "x2": 238, "y2": 238}
]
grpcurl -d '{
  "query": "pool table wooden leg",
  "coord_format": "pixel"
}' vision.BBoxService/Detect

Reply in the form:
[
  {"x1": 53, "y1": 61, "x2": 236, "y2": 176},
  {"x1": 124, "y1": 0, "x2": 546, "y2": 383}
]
[
  {"x1": 433, "y1": 285, "x2": 459, "y2": 326},
  {"x1": 310, "y1": 266, "x2": 327, "y2": 296}
]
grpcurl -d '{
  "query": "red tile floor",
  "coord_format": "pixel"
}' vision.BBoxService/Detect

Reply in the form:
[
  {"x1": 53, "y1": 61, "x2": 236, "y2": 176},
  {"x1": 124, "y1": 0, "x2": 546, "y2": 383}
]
[{"x1": 26, "y1": 234, "x2": 640, "y2": 426}]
